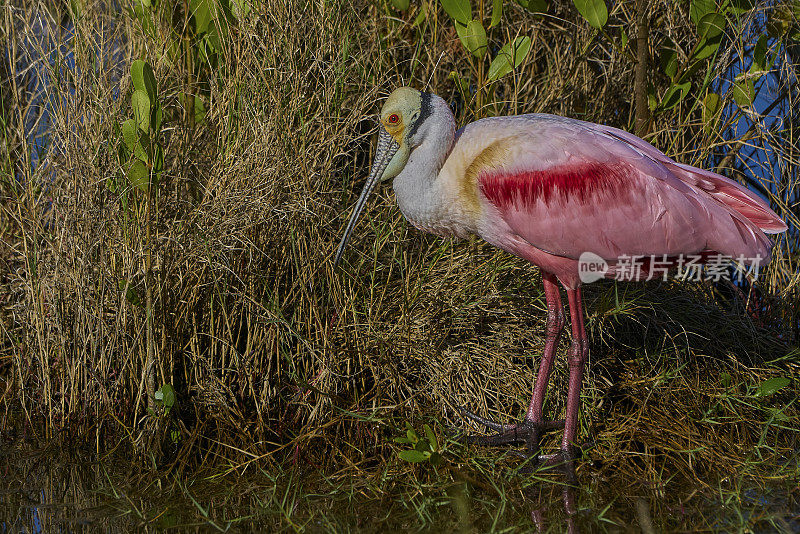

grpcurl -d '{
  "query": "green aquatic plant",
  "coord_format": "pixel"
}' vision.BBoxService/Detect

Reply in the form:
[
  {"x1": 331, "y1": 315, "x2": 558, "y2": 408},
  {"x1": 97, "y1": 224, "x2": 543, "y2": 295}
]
[
  {"x1": 395, "y1": 422, "x2": 443, "y2": 465},
  {"x1": 438, "y1": 0, "x2": 534, "y2": 113},
  {"x1": 114, "y1": 60, "x2": 164, "y2": 410},
  {"x1": 117, "y1": 60, "x2": 163, "y2": 194}
]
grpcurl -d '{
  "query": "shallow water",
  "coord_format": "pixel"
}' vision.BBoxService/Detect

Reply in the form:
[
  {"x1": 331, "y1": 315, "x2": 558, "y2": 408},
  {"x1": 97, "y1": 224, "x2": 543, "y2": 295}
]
[{"x1": 2, "y1": 440, "x2": 798, "y2": 533}]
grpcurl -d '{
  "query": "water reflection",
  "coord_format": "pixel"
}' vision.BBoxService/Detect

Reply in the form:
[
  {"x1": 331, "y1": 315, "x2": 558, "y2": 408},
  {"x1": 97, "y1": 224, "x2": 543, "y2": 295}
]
[
  {"x1": 2, "y1": 440, "x2": 798, "y2": 532},
  {"x1": 529, "y1": 485, "x2": 579, "y2": 534},
  {"x1": 1, "y1": 446, "x2": 132, "y2": 533}
]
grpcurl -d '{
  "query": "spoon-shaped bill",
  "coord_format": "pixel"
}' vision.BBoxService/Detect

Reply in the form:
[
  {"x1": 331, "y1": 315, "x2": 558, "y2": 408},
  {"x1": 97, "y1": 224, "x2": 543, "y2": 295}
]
[{"x1": 334, "y1": 128, "x2": 400, "y2": 266}]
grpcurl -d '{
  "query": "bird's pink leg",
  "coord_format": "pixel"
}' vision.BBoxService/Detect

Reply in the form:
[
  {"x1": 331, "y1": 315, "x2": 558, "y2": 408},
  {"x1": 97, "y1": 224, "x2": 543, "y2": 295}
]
[
  {"x1": 524, "y1": 272, "x2": 566, "y2": 423},
  {"x1": 458, "y1": 272, "x2": 566, "y2": 451},
  {"x1": 562, "y1": 287, "x2": 588, "y2": 451},
  {"x1": 534, "y1": 287, "x2": 588, "y2": 483}
]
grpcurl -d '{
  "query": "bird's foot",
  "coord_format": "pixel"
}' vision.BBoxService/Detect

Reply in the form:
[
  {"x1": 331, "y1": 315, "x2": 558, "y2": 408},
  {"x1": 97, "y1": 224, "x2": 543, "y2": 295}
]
[
  {"x1": 534, "y1": 448, "x2": 579, "y2": 484},
  {"x1": 533, "y1": 441, "x2": 594, "y2": 483},
  {"x1": 456, "y1": 408, "x2": 564, "y2": 453}
]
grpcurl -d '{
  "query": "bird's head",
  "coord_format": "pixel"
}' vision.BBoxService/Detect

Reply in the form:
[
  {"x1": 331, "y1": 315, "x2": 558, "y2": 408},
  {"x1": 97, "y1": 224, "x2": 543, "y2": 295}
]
[{"x1": 334, "y1": 87, "x2": 428, "y2": 265}]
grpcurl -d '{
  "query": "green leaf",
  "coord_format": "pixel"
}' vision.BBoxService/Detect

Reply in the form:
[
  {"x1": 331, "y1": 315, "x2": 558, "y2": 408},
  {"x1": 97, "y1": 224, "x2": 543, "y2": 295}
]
[
  {"x1": 660, "y1": 82, "x2": 690, "y2": 110},
  {"x1": 394, "y1": 436, "x2": 413, "y2": 444},
  {"x1": 151, "y1": 101, "x2": 163, "y2": 132},
  {"x1": 726, "y1": 0, "x2": 754, "y2": 15},
  {"x1": 457, "y1": 20, "x2": 488, "y2": 58},
  {"x1": 391, "y1": 0, "x2": 410, "y2": 9},
  {"x1": 697, "y1": 12, "x2": 725, "y2": 40},
  {"x1": 152, "y1": 142, "x2": 164, "y2": 175},
  {"x1": 732, "y1": 79, "x2": 755, "y2": 107},
  {"x1": 702, "y1": 91, "x2": 720, "y2": 125},
  {"x1": 231, "y1": 0, "x2": 250, "y2": 19},
  {"x1": 398, "y1": 450, "x2": 430, "y2": 463},
  {"x1": 660, "y1": 46, "x2": 679, "y2": 79},
  {"x1": 677, "y1": 58, "x2": 705, "y2": 83},
  {"x1": 487, "y1": 36, "x2": 532, "y2": 81},
  {"x1": 157, "y1": 383, "x2": 176, "y2": 408},
  {"x1": 490, "y1": 0, "x2": 502, "y2": 27},
  {"x1": 131, "y1": 59, "x2": 145, "y2": 91},
  {"x1": 415, "y1": 438, "x2": 432, "y2": 453},
  {"x1": 719, "y1": 371, "x2": 731, "y2": 387},
  {"x1": 413, "y1": 2, "x2": 428, "y2": 25},
  {"x1": 127, "y1": 160, "x2": 150, "y2": 192},
  {"x1": 518, "y1": 0, "x2": 547, "y2": 12},
  {"x1": 106, "y1": 175, "x2": 118, "y2": 193},
  {"x1": 205, "y1": 26, "x2": 221, "y2": 53},
  {"x1": 620, "y1": 28, "x2": 628, "y2": 50},
  {"x1": 756, "y1": 377, "x2": 790, "y2": 397},
  {"x1": 133, "y1": 131, "x2": 150, "y2": 162},
  {"x1": 766, "y1": 9, "x2": 791, "y2": 38},
  {"x1": 693, "y1": 34, "x2": 722, "y2": 60},
  {"x1": 423, "y1": 424, "x2": 438, "y2": 452},
  {"x1": 572, "y1": 0, "x2": 607, "y2": 29},
  {"x1": 132, "y1": 90, "x2": 151, "y2": 132},
  {"x1": 689, "y1": 0, "x2": 715, "y2": 26},
  {"x1": 178, "y1": 91, "x2": 207, "y2": 126},
  {"x1": 194, "y1": 96, "x2": 207, "y2": 125},
  {"x1": 455, "y1": 22, "x2": 469, "y2": 53},
  {"x1": 131, "y1": 60, "x2": 157, "y2": 102},
  {"x1": 752, "y1": 34, "x2": 768, "y2": 72},
  {"x1": 440, "y1": 0, "x2": 471, "y2": 25},
  {"x1": 190, "y1": 0, "x2": 214, "y2": 34},
  {"x1": 118, "y1": 280, "x2": 141, "y2": 306},
  {"x1": 121, "y1": 119, "x2": 138, "y2": 156}
]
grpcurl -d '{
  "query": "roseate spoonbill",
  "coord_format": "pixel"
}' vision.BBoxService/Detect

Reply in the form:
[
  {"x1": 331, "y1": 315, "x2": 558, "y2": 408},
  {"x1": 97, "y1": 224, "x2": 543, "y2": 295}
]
[{"x1": 334, "y1": 87, "x2": 787, "y2": 467}]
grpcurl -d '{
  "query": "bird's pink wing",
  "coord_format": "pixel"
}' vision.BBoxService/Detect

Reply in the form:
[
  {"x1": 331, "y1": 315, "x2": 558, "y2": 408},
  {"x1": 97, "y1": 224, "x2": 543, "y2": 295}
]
[
  {"x1": 462, "y1": 115, "x2": 773, "y2": 263},
  {"x1": 592, "y1": 123, "x2": 787, "y2": 233}
]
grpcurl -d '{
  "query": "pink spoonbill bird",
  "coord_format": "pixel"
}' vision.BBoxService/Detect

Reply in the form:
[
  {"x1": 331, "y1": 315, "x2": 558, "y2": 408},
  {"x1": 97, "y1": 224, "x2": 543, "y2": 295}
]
[{"x1": 334, "y1": 87, "x2": 787, "y2": 470}]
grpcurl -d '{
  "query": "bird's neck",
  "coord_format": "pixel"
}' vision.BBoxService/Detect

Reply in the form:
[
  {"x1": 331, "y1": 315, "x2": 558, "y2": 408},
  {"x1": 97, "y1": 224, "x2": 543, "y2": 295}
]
[{"x1": 392, "y1": 105, "x2": 462, "y2": 236}]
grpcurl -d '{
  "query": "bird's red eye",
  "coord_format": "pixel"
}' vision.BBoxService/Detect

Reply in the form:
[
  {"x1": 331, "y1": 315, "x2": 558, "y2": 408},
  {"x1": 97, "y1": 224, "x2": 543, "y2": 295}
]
[{"x1": 388, "y1": 114, "x2": 400, "y2": 124}]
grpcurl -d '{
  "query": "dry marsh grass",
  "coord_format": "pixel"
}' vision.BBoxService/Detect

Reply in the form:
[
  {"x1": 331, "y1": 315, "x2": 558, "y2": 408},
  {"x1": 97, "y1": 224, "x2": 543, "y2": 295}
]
[{"x1": 0, "y1": 0, "x2": 798, "y2": 499}]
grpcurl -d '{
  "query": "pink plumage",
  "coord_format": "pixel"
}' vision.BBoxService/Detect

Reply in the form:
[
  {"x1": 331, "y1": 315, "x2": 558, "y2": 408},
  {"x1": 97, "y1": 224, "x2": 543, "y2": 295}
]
[
  {"x1": 480, "y1": 161, "x2": 630, "y2": 206},
  {"x1": 459, "y1": 114, "x2": 783, "y2": 289},
  {"x1": 336, "y1": 88, "x2": 787, "y2": 474}
]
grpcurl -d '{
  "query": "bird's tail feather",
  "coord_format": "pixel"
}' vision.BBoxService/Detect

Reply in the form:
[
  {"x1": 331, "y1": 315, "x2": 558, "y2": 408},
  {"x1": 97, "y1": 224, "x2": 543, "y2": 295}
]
[
  {"x1": 596, "y1": 123, "x2": 786, "y2": 234},
  {"x1": 669, "y1": 162, "x2": 787, "y2": 234}
]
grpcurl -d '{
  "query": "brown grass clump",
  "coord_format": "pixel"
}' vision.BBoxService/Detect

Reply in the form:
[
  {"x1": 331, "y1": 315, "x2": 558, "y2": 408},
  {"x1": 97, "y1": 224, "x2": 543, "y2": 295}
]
[{"x1": 0, "y1": 0, "x2": 797, "y2": 493}]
